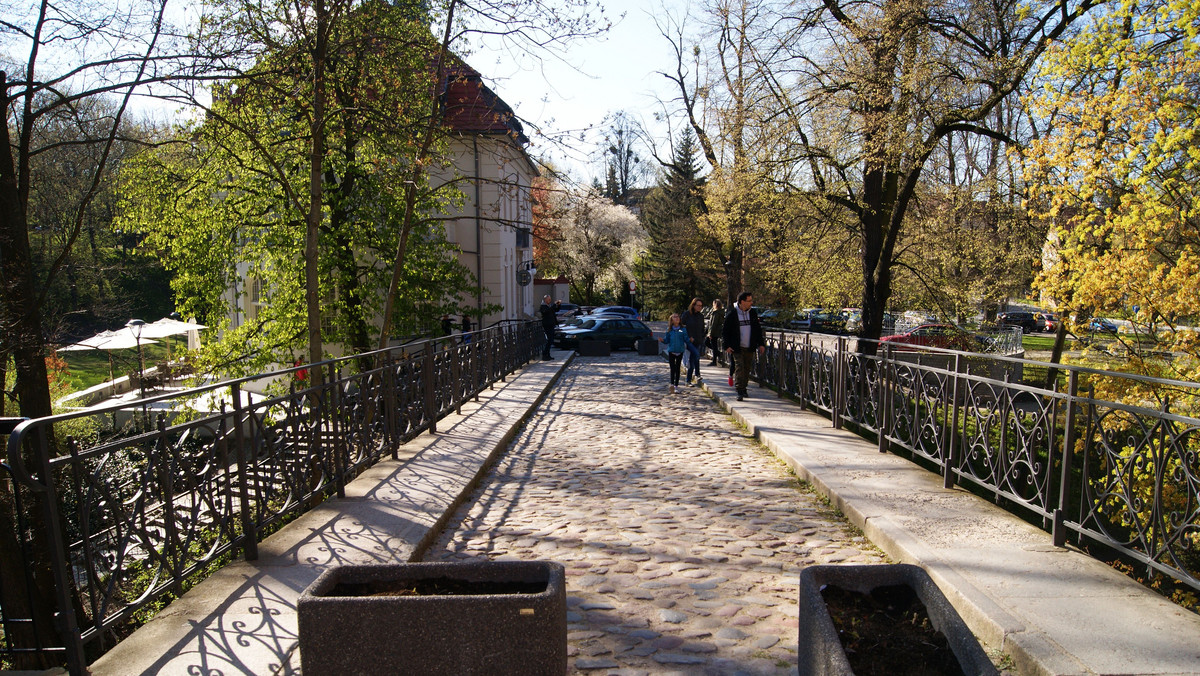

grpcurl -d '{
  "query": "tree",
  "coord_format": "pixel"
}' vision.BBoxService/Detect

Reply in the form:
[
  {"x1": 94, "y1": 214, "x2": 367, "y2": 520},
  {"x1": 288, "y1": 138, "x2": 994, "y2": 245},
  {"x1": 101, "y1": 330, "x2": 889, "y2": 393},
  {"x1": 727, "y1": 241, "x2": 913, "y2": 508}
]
[
  {"x1": 761, "y1": 0, "x2": 1101, "y2": 350},
  {"x1": 1028, "y1": 0, "x2": 1200, "y2": 380},
  {"x1": 120, "y1": 1, "x2": 483, "y2": 374},
  {"x1": 639, "y1": 129, "x2": 718, "y2": 314},
  {"x1": 599, "y1": 111, "x2": 646, "y2": 206},
  {"x1": 543, "y1": 190, "x2": 645, "y2": 304},
  {"x1": 1, "y1": 0, "x2": 200, "y2": 663}
]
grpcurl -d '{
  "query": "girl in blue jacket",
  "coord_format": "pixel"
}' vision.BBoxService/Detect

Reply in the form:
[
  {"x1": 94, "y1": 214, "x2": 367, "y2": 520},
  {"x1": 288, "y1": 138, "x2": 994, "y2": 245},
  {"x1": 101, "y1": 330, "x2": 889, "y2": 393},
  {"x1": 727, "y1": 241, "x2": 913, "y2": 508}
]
[{"x1": 661, "y1": 313, "x2": 688, "y2": 394}]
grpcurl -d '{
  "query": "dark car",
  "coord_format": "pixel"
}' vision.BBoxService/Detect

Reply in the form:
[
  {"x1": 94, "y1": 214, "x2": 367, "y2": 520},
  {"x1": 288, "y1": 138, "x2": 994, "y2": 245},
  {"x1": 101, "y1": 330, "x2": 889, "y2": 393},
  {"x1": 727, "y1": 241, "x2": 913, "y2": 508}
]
[
  {"x1": 555, "y1": 317, "x2": 653, "y2": 350},
  {"x1": 554, "y1": 303, "x2": 581, "y2": 322},
  {"x1": 759, "y1": 308, "x2": 795, "y2": 328},
  {"x1": 791, "y1": 309, "x2": 847, "y2": 334},
  {"x1": 997, "y1": 311, "x2": 1038, "y2": 333},
  {"x1": 1088, "y1": 317, "x2": 1118, "y2": 333},
  {"x1": 590, "y1": 305, "x2": 640, "y2": 320},
  {"x1": 879, "y1": 323, "x2": 982, "y2": 351}
]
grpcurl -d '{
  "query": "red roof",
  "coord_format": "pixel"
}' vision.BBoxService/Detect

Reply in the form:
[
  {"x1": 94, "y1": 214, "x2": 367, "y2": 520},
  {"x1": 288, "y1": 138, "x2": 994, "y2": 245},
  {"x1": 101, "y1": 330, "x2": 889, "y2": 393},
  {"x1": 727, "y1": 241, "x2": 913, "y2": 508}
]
[{"x1": 441, "y1": 59, "x2": 528, "y2": 144}]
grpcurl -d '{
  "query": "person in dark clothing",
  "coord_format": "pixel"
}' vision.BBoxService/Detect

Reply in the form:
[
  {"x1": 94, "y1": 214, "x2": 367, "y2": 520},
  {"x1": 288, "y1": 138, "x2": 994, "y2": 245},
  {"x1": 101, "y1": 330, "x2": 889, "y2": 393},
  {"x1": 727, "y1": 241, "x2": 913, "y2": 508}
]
[
  {"x1": 722, "y1": 291, "x2": 765, "y2": 401},
  {"x1": 681, "y1": 297, "x2": 707, "y2": 385},
  {"x1": 538, "y1": 295, "x2": 558, "y2": 360},
  {"x1": 461, "y1": 315, "x2": 473, "y2": 344},
  {"x1": 441, "y1": 315, "x2": 453, "y2": 337},
  {"x1": 706, "y1": 299, "x2": 725, "y2": 366}
]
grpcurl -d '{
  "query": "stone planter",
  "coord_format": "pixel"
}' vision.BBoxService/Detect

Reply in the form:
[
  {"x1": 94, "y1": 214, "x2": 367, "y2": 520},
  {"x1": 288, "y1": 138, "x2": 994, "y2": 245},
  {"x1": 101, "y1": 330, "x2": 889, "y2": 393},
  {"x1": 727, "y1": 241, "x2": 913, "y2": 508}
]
[
  {"x1": 298, "y1": 560, "x2": 566, "y2": 675},
  {"x1": 577, "y1": 339, "x2": 611, "y2": 356},
  {"x1": 798, "y1": 563, "x2": 997, "y2": 676}
]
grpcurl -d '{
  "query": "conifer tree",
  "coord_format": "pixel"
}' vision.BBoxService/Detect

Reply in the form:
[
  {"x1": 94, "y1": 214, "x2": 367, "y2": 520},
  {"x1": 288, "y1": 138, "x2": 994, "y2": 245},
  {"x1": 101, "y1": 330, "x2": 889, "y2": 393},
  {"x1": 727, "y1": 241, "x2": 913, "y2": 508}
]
[{"x1": 639, "y1": 130, "x2": 719, "y2": 315}]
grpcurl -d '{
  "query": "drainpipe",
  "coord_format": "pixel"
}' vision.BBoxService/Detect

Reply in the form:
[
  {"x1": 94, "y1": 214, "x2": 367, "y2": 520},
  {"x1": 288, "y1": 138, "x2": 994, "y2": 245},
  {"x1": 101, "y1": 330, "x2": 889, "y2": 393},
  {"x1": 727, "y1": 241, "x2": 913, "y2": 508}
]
[{"x1": 473, "y1": 135, "x2": 484, "y2": 320}]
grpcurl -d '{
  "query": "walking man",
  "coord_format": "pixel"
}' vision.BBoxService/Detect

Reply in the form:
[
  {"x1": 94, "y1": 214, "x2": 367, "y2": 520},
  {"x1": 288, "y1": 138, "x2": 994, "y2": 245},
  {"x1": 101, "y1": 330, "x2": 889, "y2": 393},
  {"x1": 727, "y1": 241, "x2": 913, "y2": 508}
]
[
  {"x1": 722, "y1": 292, "x2": 765, "y2": 401},
  {"x1": 539, "y1": 295, "x2": 558, "y2": 360}
]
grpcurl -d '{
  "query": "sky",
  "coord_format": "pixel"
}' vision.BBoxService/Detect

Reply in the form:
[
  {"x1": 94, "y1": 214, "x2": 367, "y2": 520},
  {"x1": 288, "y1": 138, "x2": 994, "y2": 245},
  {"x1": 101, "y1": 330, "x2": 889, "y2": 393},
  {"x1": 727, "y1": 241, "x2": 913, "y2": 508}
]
[{"x1": 469, "y1": 0, "x2": 691, "y2": 184}]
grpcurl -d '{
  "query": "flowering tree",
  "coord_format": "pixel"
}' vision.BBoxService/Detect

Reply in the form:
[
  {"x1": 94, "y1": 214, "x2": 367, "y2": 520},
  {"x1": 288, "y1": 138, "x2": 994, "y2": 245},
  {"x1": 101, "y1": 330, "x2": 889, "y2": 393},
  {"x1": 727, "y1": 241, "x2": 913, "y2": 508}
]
[{"x1": 543, "y1": 190, "x2": 645, "y2": 304}]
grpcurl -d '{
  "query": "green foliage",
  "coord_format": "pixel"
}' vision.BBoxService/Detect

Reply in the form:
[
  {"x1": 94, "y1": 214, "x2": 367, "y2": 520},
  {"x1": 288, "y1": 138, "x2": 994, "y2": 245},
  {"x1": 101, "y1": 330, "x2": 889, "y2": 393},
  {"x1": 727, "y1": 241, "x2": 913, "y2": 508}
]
[
  {"x1": 639, "y1": 130, "x2": 721, "y2": 314},
  {"x1": 116, "y1": 5, "x2": 487, "y2": 376}
]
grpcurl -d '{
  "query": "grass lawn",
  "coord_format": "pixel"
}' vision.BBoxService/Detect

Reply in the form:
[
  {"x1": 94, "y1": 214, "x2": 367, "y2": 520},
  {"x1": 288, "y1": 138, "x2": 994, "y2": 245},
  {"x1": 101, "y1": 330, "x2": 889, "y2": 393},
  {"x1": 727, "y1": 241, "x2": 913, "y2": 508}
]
[
  {"x1": 57, "y1": 342, "x2": 176, "y2": 395},
  {"x1": 1021, "y1": 333, "x2": 1060, "y2": 351}
]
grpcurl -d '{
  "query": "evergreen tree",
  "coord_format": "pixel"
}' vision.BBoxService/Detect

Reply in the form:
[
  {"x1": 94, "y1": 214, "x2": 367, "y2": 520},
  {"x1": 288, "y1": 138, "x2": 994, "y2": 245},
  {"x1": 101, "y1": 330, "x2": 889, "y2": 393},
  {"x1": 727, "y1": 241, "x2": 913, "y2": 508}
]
[{"x1": 638, "y1": 130, "x2": 719, "y2": 316}]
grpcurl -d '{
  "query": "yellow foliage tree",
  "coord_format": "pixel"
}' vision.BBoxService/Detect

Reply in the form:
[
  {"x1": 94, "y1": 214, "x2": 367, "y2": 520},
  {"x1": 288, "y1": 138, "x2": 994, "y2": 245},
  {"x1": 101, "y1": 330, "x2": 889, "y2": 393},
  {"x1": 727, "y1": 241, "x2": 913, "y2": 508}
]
[{"x1": 1028, "y1": 0, "x2": 1200, "y2": 382}]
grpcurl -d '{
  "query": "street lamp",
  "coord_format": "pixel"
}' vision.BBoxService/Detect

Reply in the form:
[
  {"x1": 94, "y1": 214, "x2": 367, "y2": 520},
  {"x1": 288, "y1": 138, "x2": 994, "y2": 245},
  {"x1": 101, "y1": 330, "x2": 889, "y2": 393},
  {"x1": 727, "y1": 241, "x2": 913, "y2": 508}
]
[{"x1": 126, "y1": 319, "x2": 147, "y2": 426}]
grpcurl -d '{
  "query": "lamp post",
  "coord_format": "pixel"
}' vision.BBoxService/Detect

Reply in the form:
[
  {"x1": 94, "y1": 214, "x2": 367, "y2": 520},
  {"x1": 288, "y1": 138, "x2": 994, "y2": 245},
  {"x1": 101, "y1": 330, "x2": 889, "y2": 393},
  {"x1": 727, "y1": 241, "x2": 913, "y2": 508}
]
[{"x1": 126, "y1": 319, "x2": 147, "y2": 427}]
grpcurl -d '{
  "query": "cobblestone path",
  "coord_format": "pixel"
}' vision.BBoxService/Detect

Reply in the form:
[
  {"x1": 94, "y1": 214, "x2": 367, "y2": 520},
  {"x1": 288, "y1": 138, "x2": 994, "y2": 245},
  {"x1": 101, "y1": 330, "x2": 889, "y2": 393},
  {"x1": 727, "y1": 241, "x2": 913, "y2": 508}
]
[{"x1": 425, "y1": 354, "x2": 887, "y2": 675}]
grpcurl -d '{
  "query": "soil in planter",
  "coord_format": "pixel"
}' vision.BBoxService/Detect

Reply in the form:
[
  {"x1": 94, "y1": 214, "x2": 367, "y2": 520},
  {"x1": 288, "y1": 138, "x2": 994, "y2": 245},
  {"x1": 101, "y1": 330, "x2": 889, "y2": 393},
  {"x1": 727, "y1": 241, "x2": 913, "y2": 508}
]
[
  {"x1": 329, "y1": 577, "x2": 547, "y2": 597},
  {"x1": 821, "y1": 583, "x2": 965, "y2": 676}
]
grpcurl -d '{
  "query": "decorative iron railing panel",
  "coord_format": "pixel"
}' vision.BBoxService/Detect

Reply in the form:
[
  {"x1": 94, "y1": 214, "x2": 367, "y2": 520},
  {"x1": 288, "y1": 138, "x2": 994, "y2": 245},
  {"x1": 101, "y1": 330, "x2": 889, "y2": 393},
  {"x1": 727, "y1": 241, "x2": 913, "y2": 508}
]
[
  {"x1": 1, "y1": 322, "x2": 540, "y2": 673},
  {"x1": 752, "y1": 332, "x2": 1200, "y2": 599}
]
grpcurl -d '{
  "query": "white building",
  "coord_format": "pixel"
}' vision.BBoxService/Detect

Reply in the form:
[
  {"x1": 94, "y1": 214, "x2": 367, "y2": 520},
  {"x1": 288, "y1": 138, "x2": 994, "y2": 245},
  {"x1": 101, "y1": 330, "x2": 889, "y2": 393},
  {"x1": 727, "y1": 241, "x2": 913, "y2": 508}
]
[{"x1": 223, "y1": 57, "x2": 539, "y2": 338}]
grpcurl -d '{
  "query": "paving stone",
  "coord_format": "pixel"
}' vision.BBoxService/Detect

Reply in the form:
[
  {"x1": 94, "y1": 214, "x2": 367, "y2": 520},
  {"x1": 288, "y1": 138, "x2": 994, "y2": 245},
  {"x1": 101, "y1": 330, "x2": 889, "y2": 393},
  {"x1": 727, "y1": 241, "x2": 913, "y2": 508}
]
[
  {"x1": 423, "y1": 356, "x2": 884, "y2": 676},
  {"x1": 575, "y1": 657, "x2": 619, "y2": 669},
  {"x1": 659, "y1": 609, "x2": 687, "y2": 623},
  {"x1": 653, "y1": 653, "x2": 707, "y2": 664},
  {"x1": 753, "y1": 635, "x2": 780, "y2": 649}
]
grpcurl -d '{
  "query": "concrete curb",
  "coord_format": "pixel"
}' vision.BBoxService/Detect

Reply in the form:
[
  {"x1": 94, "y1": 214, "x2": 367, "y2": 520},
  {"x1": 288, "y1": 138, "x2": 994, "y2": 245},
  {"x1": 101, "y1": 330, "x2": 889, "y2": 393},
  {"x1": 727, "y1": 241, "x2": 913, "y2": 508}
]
[
  {"x1": 699, "y1": 363, "x2": 1200, "y2": 676},
  {"x1": 89, "y1": 353, "x2": 574, "y2": 676}
]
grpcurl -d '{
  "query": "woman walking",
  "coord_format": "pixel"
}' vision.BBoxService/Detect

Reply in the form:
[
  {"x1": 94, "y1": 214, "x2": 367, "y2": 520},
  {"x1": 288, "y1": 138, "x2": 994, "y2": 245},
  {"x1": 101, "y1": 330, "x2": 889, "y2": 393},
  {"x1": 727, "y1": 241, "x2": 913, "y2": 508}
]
[
  {"x1": 707, "y1": 299, "x2": 725, "y2": 366},
  {"x1": 660, "y1": 313, "x2": 688, "y2": 394},
  {"x1": 682, "y1": 298, "x2": 707, "y2": 385}
]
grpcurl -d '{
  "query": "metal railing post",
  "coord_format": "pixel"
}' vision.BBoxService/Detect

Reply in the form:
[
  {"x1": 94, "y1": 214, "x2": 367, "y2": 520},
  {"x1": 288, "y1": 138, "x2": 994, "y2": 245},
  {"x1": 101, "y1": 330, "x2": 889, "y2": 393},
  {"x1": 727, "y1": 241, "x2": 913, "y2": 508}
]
[
  {"x1": 27, "y1": 424, "x2": 87, "y2": 674},
  {"x1": 425, "y1": 348, "x2": 438, "y2": 434},
  {"x1": 801, "y1": 334, "x2": 811, "y2": 405},
  {"x1": 329, "y1": 364, "x2": 347, "y2": 498},
  {"x1": 155, "y1": 415, "x2": 182, "y2": 596},
  {"x1": 776, "y1": 336, "x2": 785, "y2": 397},
  {"x1": 1053, "y1": 371, "x2": 1079, "y2": 547},
  {"x1": 878, "y1": 344, "x2": 890, "y2": 454},
  {"x1": 833, "y1": 337, "x2": 845, "y2": 429},
  {"x1": 383, "y1": 353, "x2": 399, "y2": 460},
  {"x1": 230, "y1": 383, "x2": 258, "y2": 560},
  {"x1": 945, "y1": 354, "x2": 962, "y2": 489}
]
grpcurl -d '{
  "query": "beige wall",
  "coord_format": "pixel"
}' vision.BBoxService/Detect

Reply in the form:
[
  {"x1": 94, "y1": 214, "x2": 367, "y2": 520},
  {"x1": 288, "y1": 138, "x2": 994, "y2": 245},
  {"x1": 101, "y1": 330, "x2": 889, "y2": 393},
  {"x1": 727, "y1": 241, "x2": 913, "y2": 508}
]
[{"x1": 433, "y1": 131, "x2": 537, "y2": 325}]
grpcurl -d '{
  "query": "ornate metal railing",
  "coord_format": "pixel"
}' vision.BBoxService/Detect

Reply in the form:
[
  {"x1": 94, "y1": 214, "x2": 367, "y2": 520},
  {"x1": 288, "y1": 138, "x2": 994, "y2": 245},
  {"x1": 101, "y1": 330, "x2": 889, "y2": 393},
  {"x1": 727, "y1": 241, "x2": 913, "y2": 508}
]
[
  {"x1": 0, "y1": 322, "x2": 541, "y2": 673},
  {"x1": 760, "y1": 332, "x2": 1200, "y2": 598}
]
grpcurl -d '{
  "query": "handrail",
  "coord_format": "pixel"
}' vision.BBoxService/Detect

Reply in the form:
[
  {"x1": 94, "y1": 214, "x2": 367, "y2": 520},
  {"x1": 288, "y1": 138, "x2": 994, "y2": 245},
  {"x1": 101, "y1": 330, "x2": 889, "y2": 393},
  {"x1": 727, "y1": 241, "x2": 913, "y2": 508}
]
[
  {"x1": 0, "y1": 321, "x2": 543, "y2": 674},
  {"x1": 756, "y1": 331, "x2": 1200, "y2": 599}
]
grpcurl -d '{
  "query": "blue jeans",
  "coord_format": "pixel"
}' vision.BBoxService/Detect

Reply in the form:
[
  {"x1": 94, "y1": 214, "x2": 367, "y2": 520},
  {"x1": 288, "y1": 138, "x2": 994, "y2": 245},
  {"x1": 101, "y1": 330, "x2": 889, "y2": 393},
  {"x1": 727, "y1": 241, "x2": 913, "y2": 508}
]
[{"x1": 685, "y1": 342, "x2": 701, "y2": 382}]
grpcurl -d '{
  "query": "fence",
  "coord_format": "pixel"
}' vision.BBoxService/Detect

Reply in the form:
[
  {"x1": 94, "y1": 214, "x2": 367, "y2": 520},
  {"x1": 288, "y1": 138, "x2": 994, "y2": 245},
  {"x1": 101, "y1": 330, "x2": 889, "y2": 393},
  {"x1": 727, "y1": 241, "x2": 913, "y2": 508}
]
[
  {"x1": 0, "y1": 321, "x2": 541, "y2": 673},
  {"x1": 758, "y1": 332, "x2": 1200, "y2": 601}
]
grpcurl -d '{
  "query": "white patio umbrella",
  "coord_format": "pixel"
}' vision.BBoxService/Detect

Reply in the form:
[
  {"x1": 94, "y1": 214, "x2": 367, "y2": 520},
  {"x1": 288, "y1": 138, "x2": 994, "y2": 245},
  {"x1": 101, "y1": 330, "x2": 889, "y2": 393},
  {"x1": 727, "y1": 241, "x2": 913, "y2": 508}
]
[
  {"x1": 138, "y1": 317, "x2": 208, "y2": 357},
  {"x1": 57, "y1": 331, "x2": 159, "y2": 383},
  {"x1": 137, "y1": 317, "x2": 208, "y2": 339}
]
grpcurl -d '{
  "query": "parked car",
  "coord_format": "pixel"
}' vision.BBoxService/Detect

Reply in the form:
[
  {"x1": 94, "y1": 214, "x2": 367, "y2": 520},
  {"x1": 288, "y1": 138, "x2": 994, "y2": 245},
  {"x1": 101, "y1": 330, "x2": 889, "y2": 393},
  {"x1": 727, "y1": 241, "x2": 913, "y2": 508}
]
[
  {"x1": 1088, "y1": 317, "x2": 1118, "y2": 333},
  {"x1": 902, "y1": 310, "x2": 939, "y2": 325},
  {"x1": 1036, "y1": 312, "x2": 1060, "y2": 333},
  {"x1": 791, "y1": 309, "x2": 847, "y2": 334},
  {"x1": 759, "y1": 308, "x2": 799, "y2": 328},
  {"x1": 997, "y1": 311, "x2": 1038, "y2": 334},
  {"x1": 841, "y1": 309, "x2": 863, "y2": 334},
  {"x1": 555, "y1": 316, "x2": 653, "y2": 350},
  {"x1": 879, "y1": 324, "x2": 985, "y2": 351},
  {"x1": 554, "y1": 303, "x2": 581, "y2": 322},
  {"x1": 590, "y1": 305, "x2": 640, "y2": 319}
]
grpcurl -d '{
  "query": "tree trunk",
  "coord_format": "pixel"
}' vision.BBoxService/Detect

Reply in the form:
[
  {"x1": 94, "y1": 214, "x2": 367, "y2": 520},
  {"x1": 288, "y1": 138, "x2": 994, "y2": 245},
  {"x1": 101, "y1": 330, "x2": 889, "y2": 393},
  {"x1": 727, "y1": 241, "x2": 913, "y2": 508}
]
[{"x1": 0, "y1": 70, "x2": 70, "y2": 668}]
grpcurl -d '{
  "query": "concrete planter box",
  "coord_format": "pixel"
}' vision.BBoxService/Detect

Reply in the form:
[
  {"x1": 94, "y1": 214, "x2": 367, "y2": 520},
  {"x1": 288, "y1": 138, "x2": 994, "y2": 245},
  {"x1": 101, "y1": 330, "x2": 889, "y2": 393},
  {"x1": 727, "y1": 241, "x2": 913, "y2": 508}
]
[
  {"x1": 637, "y1": 339, "x2": 660, "y2": 356},
  {"x1": 298, "y1": 561, "x2": 566, "y2": 675},
  {"x1": 577, "y1": 339, "x2": 611, "y2": 356},
  {"x1": 798, "y1": 564, "x2": 997, "y2": 676}
]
